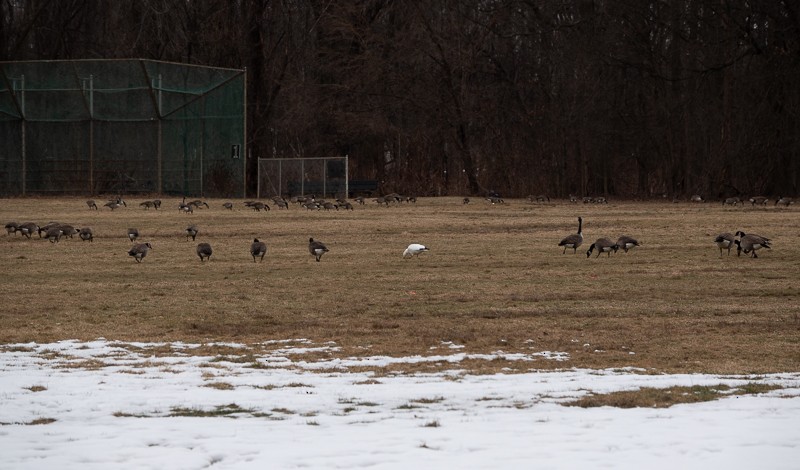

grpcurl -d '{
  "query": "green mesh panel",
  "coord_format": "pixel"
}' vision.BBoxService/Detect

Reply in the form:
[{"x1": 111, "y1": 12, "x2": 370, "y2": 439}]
[{"x1": 0, "y1": 59, "x2": 245, "y2": 196}]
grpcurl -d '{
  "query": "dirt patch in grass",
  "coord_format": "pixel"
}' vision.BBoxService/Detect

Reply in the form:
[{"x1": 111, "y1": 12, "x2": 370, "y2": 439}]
[
  {"x1": 1, "y1": 197, "x2": 799, "y2": 375},
  {"x1": 564, "y1": 383, "x2": 784, "y2": 408}
]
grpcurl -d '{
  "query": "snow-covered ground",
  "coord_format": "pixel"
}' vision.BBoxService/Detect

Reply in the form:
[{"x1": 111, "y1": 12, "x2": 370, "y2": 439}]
[{"x1": 1, "y1": 339, "x2": 799, "y2": 469}]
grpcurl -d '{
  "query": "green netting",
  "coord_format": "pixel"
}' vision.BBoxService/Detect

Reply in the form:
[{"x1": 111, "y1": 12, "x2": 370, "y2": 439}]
[{"x1": 0, "y1": 59, "x2": 245, "y2": 196}]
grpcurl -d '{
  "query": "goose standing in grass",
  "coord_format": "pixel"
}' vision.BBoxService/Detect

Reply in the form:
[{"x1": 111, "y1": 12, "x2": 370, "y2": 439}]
[
  {"x1": 196, "y1": 243, "x2": 213, "y2": 262},
  {"x1": 223, "y1": 202, "x2": 234, "y2": 210},
  {"x1": 104, "y1": 201, "x2": 122, "y2": 211},
  {"x1": 308, "y1": 238, "x2": 329, "y2": 262},
  {"x1": 5, "y1": 222, "x2": 18, "y2": 236},
  {"x1": 714, "y1": 233, "x2": 735, "y2": 256},
  {"x1": 127, "y1": 228, "x2": 139, "y2": 243},
  {"x1": 17, "y1": 222, "x2": 39, "y2": 239},
  {"x1": 45, "y1": 227, "x2": 63, "y2": 243},
  {"x1": 775, "y1": 196, "x2": 793, "y2": 207},
  {"x1": 558, "y1": 217, "x2": 584, "y2": 254},
  {"x1": 152, "y1": 199, "x2": 162, "y2": 209},
  {"x1": 250, "y1": 238, "x2": 267, "y2": 263},
  {"x1": 615, "y1": 235, "x2": 640, "y2": 253},
  {"x1": 185, "y1": 225, "x2": 199, "y2": 241},
  {"x1": 128, "y1": 243, "x2": 152, "y2": 263},
  {"x1": 586, "y1": 238, "x2": 619, "y2": 257},
  {"x1": 748, "y1": 196, "x2": 768, "y2": 206},
  {"x1": 690, "y1": 194, "x2": 704, "y2": 203},
  {"x1": 86, "y1": 200, "x2": 98, "y2": 210},
  {"x1": 59, "y1": 224, "x2": 78, "y2": 239},
  {"x1": 139, "y1": 200, "x2": 155, "y2": 209},
  {"x1": 735, "y1": 231, "x2": 771, "y2": 258},
  {"x1": 403, "y1": 244, "x2": 430, "y2": 259},
  {"x1": 79, "y1": 227, "x2": 93, "y2": 242}
]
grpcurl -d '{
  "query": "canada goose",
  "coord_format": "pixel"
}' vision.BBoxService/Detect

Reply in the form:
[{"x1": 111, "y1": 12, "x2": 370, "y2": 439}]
[
  {"x1": 222, "y1": 202, "x2": 234, "y2": 210},
  {"x1": 735, "y1": 231, "x2": 770, "y2": 243},
  {"x1": 536, "y1": 194, "x2": 549, "y2": 203},
  {"x1": 45, "y1": 227, "x2": 63, "y2": 243},
  {"x1": 185, "y1": 225, "x2": 198, "y2": 241},
  {"x1": 104, "y1": 201, "x2": 122, "y2": 211},
  {"x1": 17, "y1": 222, "x2": 39, "y2": 239},
  {"x1": 188, "y1": 199, "x2": 209, "y2": 209},
  {"x1": 250, "y1": 238, "x2": 267, "y2": 262},
  {"x1": 775, "y1": 196, "x2": 793, "y2": 207},
  {"x1": 196, "y1": 243, "x2": 213, "y2": 262},
  {"x1": 486, "y1": 196, "x2": 504, "y2": 204},
  {"x1": 128, "y1": 242, "x2": 152, "y2": 263},
  {"x1": 127, "y1": 228, "x2": 139, "y2": 243},
  {"x1": 5, "y1": 222, "x2": 19, "y2": 236},
  {"x1": 178, "y1": 203, "x2": 194, "y2": 214},
  {"x1": 58, "y1": 224, "x2": 78, "y2": 239},
  {"x1": 273, "y1": 199, "x2": 289, "y2": 209},
  {"x1": 322, "y1": 202, "x2": 338, "y2": 211},
  {"x1": 569, "y1": 194, "x2": 578, "y2": 203},
  {"x1": 463, "y1": 197, "x2": 470, "y2": 204},
  {"x1": 690, "y1": 194, "x2": 704, "y2": 203},
  {"x1": 558, "y1": 217, "x2": 584, "y2": 254},
  {"x1": 735, "y1": 235, "x2": 771, "y2": 258},
  {"x1": 723, "y1": 197, "x2": 741, "y2": 206},
  {"x1": 308, "y1": 237, "x2": 329, "y2": 262},
  {"x1": 339, "y1": 201, "x2": 354, "y2": 211},
  {"x1": 152, "y1": 199, "x2": 162, "y2": 209},
  {"x1": 615, "y1": 235, "x2": 640, "y2": 253},
  {"x1": 355, "y1": 196, "x2": 366, "y2": 205},
  {"x1": 139, "y1": 200, "x2": 155, "y2": 209},
  {"x1": 583, "y1": 197, "x2": 594, "y2": 203},
  {"x1": 86, "y1": 200, "x2": 98, "y2": 210},
  {"x1": 303, "y1": 201, "x2": 321, "y2": 210},
  {"x1": 714, "y1": 232, "x2": 735, "y2": 256},
  {"x1": 586, "y1": 238, "x2": 619, "y2": 257},
  {"x1": 252, "y1": 201, "x2": 270, "y2": 212},
  {"x1": 749, "y1": 196, "x2": 768, "y2": 206},
  {"x1": 79, "y1": 227, "x2": 93, "y2": 242},
  {"x1": 594, "y1": 196, "x2": 608, "y2": 204},
  {"x1": 403, "y1": 243, "x2": 430, "y2": 259},
  {"x1": 38, "y1": 222, "x2": 60, "y2": 238}
]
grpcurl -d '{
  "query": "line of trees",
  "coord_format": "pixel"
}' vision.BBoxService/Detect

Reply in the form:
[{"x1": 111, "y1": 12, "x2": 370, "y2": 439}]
[{"x1": 2, "y1": 0, "x2": 798, "y2": 198}]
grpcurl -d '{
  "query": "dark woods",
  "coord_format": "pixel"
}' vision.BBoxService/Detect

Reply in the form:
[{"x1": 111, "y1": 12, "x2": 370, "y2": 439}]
[{"x1": 2, "y1": 1, "x2": 798, "y2": 198}]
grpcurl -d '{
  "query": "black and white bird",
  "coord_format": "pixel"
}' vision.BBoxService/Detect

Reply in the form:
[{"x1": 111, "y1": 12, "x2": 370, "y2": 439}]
[
  {"x1": 403, "y1": 243, "x2": 430, "y2": 259},
  {"x1": 714, "y1": 232, "x2": 735, "y2": 256},
  {"x1": 558, "y1": 217, "x2": 584, "y2": 254},
  {"x1": 615, "y1": 235, "x2": 640, "y2": 253},
  {"x1": 79, "y1": 227, "x2": 93, "y2": 242},
  {"x1": 128, "y1": 243, "x2": 152, "y2": 263},
  {"x1": 185, "y1": 225, "x2": 199, "y2": 241},
  {"x1": 586, "y1": 238, "x2": 619, "y2": 258},
  {"x1": 127, "y1": 228, "x2": 139, "y2": 243},
  {"x1": 250, "y1": 238, "x2": 267, "y2": 263},
  {"x1": 5, "y1": 222, "x2": 18, "y2": 236},
  {"x1": 735, "y1": 231, "x2": 771, "y2": 258},
  {"x1": 196, "y1": 243, "x2": 213, "y2": 262},
  {"x1": 308, "y1": 238, "x2": 329, "y2": 262}
]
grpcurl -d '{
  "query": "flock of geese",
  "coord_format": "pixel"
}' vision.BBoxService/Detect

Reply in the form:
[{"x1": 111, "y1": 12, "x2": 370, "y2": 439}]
[
  {"x1": 557, "y1": 217, "x2": 642, "y2": 258},
  {"x1": 4, "y1": 195, "x2": 782, "y2": 264}
]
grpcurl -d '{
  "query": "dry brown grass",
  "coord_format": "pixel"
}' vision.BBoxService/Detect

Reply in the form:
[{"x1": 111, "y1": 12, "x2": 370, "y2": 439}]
[{"x1": 1, "y1": 196, "x2": 799, "y2": 375}]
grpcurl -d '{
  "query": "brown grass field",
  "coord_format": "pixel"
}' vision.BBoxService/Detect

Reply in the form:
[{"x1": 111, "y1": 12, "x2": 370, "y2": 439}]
[{"x1": 1, "y1": 196, "x2": 798, "y2": 376}]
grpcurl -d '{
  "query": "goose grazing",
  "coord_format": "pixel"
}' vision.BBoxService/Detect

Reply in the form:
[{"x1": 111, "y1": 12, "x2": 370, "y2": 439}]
[
  {"x1": 58, "y1": 224, "x2": 78, "y2": 239},
  {"x1": 222, "y1": 202, "x2": 234, "y2": 210},
  {"x1": 586, "y1": 238, "x2": 619, "y2": 258},
  {"x1": 735, "y1": 236, "x2": 771, "y2": 258},
  {"x1": 734, "y1": 231, "x2": 771, "y2": 258},
  {"x1": 45, "y1": 227, "x2": 63, "y2": 243},
  {"x1": 308, "y1": 237, "x2": 329, "y2": 262},
  {"x1": 558, "y1": 217, "x2": 583, "y2": 254},
  {"x1": 86, "y1": 200, "x2": 98, "y2": 210},
  {"x1": 152, "y1": 199, "x2": 162, "y2": 209},
  {"x1": 79, "y1": 227, "x2": 93, "y2": 242},
  {"x1": 250, "y1": 238, "x2": 267, "y2": 262},
  {"x1": 17, "y1": 222, "x2": 39, "y2": 239},
  {"x1": 128, "y1": 243, "x2": 152, "y2": 263},
  {"x1": 185, "y1": 225, "x2": 198, "y2": 241},
  {"x1": 615, "y1": 235, "x2": 640, "y2": 253},
  {"x1": 127, "y1": 228, "x2": 139, "y2": 243},
  {"x1": 355, "y1": 196, "x2": 366, "y2": 205},
  {"x1": 403, "y1": 243, "x2": 430, "y2": 259},
  {"x1": 714, "y1": 232, "x2": 735, "y2": 256},
  {"x1": 775, "y1": 196, "x2": 793, "y2": 207},
  {"x1": 463, "y1": 197, "x2": 470, "y2": 204},
  {"x1": 178, "y1": 202, "x2": 193, "y2": 214},
  {"x1": 749, "y1": 196, "x2": 768, "y2": 206},
  {"x1": 196, "y1": 243, "x2": 213, "y2": 262},
  {"x1": 690, "y1": 194, "x2": 704, "y2": 203},
  {"x1": 139, "y1": 200, "x2": 155, "y2": 209},
  {"x1": 5, "y1": 222, "x2": 19, "y2": 236},
  {"x1": 104, "y1": 201, "x2": 122, "y2": 211},
  {"x1": 188, "y1": 199, "x2": 209, "y2": 209},
  {"x1": 723, "y1": 197, "x2": 741, "y2": 206}
]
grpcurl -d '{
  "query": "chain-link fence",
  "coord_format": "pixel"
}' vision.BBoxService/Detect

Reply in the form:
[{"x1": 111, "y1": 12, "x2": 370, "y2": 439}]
[
  {"x1": 258, "y1": 157, "x2": 349, "y2": 199},
  {"x1": 0, "y1": 59, "x2": 245, "y2": 197}
]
